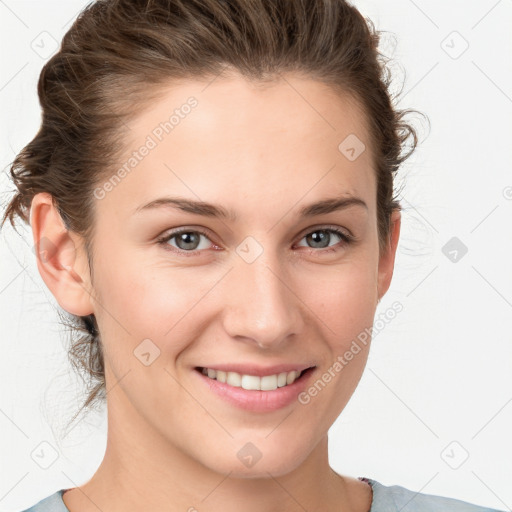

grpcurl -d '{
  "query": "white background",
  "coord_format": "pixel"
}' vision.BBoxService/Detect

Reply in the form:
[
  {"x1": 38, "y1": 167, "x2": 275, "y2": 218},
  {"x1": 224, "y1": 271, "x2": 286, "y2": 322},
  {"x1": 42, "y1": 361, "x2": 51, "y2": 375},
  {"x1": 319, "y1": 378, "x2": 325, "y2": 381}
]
[{"x1": 1, "y1": 0, "x2": 511, "y2": 510}]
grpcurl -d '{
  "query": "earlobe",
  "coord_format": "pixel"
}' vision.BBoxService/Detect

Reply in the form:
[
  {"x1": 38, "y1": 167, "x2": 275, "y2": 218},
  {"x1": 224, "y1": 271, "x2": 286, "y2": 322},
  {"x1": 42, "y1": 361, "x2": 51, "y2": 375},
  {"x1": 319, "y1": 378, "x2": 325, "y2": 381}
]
[
  {"x1": 30, "y1": 192, "x2": 94, "y2": 317},
  {"x1": 376, "y1": 209, "x2": 401, "y2": 302}
]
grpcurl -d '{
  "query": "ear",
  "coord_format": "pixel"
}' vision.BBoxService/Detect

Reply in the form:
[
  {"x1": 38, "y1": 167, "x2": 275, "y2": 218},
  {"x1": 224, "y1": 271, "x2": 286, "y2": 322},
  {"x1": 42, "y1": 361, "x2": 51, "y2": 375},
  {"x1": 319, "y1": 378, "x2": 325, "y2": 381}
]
[
  {"x1": 30, "y1": 192, "x2": 94, "y2": 316},
  {"x1": 377, "y1": 209, "x2": 401, "y2": 302}
]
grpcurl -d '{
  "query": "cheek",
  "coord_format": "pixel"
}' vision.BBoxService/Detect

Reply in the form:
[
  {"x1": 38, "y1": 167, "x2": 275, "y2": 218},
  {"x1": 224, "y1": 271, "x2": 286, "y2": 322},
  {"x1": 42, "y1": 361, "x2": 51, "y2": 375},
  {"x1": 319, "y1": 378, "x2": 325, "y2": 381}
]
[
  {"x1": 303, "y1": 256, "x2": 379, "y2": 339},
  {"x1": 292, "y1": 265, "x2": 377, "y2": 432},
  {"x1": 91, "y1": 252, "x2": 218, "y2": 360}
]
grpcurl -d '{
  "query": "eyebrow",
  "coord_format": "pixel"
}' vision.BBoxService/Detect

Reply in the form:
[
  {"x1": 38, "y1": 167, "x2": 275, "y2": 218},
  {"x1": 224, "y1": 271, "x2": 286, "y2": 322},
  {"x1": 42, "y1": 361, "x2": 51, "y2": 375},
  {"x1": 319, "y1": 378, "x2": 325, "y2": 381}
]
[{"x1": 134, "y1": 195, "x2": 368, "y2": 221}]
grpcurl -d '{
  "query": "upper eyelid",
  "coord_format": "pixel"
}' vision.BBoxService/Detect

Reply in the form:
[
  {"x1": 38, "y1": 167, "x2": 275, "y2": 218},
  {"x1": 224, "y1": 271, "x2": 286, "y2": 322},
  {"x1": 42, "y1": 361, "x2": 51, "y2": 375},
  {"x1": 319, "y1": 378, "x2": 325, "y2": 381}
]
[{"x1": 296, "y1": 224, "x2": 352, "y2": 240}]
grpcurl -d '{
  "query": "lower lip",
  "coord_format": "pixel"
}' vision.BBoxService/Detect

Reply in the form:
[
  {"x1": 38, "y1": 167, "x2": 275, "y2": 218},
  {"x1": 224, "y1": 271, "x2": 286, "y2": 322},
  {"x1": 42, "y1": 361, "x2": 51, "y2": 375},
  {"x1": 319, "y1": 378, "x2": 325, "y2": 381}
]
[{"x1": 193, "y1": 367, "x2": 316, "y2": 412}]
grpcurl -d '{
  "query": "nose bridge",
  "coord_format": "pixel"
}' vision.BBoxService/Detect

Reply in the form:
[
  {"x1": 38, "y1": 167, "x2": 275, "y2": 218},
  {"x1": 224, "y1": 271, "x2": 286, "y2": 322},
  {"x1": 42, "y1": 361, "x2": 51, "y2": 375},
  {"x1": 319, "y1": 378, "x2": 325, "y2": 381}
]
[{"x1": 222, "y1": 242, "x2": 302, "y2": 347}]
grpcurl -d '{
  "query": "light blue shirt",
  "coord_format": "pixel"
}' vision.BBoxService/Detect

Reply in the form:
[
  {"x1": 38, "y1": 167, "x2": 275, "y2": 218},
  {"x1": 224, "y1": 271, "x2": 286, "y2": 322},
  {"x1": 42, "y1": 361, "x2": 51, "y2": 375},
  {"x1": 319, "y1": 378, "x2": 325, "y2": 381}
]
[{"x1": 20, "y1": 477, "x2": 507, "y2": 511}]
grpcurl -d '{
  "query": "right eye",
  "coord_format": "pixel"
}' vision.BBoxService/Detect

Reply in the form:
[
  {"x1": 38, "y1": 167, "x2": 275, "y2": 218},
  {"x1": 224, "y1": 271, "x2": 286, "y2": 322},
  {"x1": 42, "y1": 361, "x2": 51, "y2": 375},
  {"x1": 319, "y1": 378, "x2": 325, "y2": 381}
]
[{"x1": 156, "y1": 228, "x2": 217, "y2": 255}]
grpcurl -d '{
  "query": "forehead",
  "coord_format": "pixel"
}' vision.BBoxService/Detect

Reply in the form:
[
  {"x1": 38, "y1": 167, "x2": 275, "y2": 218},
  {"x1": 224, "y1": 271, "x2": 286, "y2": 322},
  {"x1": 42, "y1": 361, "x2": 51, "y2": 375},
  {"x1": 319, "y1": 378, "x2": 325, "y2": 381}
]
[{"x1": 100, "y1": 72, "x2": 376, "y2": 220}]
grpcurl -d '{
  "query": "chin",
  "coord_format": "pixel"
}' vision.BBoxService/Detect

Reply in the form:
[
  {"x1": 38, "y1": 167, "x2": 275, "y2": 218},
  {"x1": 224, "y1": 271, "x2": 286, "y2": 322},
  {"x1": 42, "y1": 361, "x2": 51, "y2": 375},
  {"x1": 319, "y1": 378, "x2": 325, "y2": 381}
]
[{"x1": 202, "y1": 440, "x2": 311, "y2": 479}]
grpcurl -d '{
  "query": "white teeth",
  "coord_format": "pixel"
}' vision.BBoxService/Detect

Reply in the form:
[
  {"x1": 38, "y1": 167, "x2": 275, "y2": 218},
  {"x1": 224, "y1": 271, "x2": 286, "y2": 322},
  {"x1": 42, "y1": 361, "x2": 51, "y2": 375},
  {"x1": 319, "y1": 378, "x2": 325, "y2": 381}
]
[
  {"x1": 241, "y1": 374, "x2": 261, "y2": 390},
  {"x1": 260, "y1": 374, "x2": 278, "y2": 391},
  {"x1": 201, "y1": 368, "x2": 304, "y2": 390},
  {"x1": 286, "y1": 370, "x2": 298, "y2": 385},
  {"x1": 226, "y1": 371, "x2": 241, "y2": 387}
]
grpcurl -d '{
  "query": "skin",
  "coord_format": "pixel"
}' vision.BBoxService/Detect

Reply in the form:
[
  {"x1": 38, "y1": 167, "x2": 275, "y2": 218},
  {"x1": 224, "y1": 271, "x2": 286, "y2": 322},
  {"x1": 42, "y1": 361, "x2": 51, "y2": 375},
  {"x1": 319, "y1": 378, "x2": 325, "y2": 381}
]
[{"x1": 30, "y1": 72, "x2": 400, "y2": 512}]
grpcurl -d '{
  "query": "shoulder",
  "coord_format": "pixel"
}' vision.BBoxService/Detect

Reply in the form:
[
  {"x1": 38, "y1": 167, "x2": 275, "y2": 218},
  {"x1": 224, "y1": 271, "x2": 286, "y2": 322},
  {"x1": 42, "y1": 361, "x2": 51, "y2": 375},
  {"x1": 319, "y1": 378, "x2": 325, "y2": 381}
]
[
  {"x1": 362, "y1": 477, "x2": 506, "y2": 512},
  {"x1": 18, "y1": 490, "x2": 69, "y2": 512}
]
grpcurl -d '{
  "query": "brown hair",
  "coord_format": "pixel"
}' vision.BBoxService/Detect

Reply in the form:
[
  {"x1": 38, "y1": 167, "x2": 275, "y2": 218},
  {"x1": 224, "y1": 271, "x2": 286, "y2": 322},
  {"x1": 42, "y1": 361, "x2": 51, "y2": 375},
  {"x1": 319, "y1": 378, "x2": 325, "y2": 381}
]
[{"x1": 1, "y1": 0, "x2": 423, "y2": 421}]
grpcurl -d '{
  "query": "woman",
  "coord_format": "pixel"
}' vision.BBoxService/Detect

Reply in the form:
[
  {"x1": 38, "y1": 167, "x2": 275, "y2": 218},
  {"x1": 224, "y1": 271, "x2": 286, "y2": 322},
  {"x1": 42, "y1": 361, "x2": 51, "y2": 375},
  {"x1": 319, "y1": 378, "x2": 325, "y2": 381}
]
[{"x1": 2, "y1": 0, "x2": 505, "y2": 510}]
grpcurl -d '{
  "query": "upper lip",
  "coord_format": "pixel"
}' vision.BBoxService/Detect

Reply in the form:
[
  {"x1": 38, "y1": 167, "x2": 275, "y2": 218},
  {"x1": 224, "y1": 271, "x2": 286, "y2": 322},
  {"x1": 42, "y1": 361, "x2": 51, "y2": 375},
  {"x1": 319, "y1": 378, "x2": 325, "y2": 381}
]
[{"x1": 196, "y1": 363, "x2": 316, "y2": 377}]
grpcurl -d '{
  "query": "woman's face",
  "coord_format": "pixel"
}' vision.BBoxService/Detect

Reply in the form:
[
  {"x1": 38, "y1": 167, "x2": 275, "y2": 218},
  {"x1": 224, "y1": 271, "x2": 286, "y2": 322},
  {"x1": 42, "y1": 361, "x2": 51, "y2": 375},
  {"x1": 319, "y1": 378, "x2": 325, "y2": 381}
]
[{"x1": 83, "y1": 73, "x2": 399, "y2": 476}]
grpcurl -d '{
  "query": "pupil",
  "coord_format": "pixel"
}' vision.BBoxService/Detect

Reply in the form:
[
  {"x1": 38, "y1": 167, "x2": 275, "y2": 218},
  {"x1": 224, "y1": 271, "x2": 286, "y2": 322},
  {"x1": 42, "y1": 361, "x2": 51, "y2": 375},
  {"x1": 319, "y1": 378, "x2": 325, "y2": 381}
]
[
  {"x1": 177, "y1": 232, "x2": 199, "y2": 250},
  {"x1": 308, "y1": 230, "x2": 329, "y2": 248}
]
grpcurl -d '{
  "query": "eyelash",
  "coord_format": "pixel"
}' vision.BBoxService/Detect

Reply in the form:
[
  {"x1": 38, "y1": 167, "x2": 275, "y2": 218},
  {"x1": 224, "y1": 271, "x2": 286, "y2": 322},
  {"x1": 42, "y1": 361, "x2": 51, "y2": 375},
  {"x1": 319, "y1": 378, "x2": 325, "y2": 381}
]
[{"x1": 156, "y1": 226, "x2": 354, "y2": 257}]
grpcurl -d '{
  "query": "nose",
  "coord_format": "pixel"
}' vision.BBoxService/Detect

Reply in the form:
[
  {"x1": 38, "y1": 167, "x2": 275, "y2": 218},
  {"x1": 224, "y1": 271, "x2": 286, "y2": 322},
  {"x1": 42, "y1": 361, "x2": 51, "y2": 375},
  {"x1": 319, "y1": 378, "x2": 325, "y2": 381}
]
[{"x1": 221, "y1": 246, "x2": 304, "y2": 349}]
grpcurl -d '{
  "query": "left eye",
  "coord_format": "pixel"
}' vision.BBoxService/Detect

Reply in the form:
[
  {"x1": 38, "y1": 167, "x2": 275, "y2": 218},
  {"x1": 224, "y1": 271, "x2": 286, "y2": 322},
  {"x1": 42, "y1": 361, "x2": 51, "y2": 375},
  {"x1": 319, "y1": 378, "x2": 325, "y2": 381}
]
[
  {"x1": 296, "y1": 228, "x2": 350, "y2": 250},
  {"x1": 157, "y1": 227, "x2": 351, "y2": 254}
]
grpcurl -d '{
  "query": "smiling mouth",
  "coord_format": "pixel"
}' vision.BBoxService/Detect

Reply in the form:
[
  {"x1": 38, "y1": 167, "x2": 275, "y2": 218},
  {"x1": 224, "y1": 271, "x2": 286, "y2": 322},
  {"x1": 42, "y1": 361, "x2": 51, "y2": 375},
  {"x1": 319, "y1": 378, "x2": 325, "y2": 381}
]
[{"x1": 194, "y1": 366, "x2": 315, "y2": 391}]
